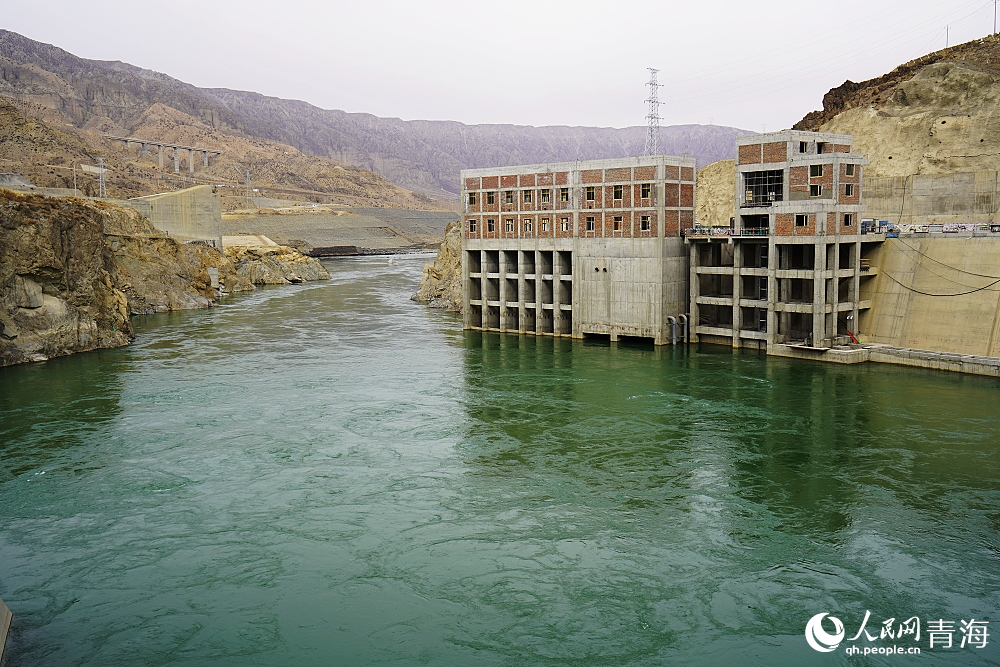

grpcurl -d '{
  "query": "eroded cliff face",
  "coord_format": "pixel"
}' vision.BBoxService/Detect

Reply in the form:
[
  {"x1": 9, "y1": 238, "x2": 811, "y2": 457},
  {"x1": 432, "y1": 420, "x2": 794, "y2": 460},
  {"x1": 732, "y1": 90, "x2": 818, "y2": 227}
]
[
  {"x1": 1, "y1": 192, "x2": 133, "y2": 364},
  {"x1": 411, "y1": 218, "x2": 462, "y2": 312},
  {"x1": 0, "y1": 191, "x2": 328, "y2": 367}
]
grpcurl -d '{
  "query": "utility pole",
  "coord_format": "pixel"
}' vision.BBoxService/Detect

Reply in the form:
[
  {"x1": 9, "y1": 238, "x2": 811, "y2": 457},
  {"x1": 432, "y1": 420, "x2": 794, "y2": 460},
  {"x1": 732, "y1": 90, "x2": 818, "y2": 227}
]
[
  {"x1": 946, "y1": 25, "x2": 950, "y2": 48},
  {"x1": 994, "y1": 0, "x2": 997, "y2": 34},
  {"x1": 644, "y1": 68, "x2": 662, "y2": 156},
  {"x1": 73, "y1": 163, "x2": 77, "y2": 195},
  {"x1": 245, "y1": 169, "x2": 252, "y2": 209},
  {"x1": 97, "y1": 157, "x2": 106, "y2": 198}
]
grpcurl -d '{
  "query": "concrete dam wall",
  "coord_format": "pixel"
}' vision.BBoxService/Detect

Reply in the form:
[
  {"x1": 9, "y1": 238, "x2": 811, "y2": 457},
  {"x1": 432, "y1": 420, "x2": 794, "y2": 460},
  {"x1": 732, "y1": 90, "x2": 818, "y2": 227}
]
[{"x1": 862, "y1": 236, "x2": 1000, "y2": 356}]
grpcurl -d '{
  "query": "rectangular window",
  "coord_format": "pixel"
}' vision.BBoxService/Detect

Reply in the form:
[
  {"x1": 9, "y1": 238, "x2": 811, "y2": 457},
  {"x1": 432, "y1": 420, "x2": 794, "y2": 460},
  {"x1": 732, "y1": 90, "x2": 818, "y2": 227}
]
[
  {"x1": 523, "y1": 190, "x2": 532, "y2": 203},
  {"x1": 505, "y1": 219, "x2": 514, "y2": 232},
  {"x1": 560, "y1": 217, "x2": 570, "y2": 232},
  {"x1": 540, "y1": 218, "x2": 550, "y2": 232},
  {"x1": 468, "y1": 192, "x2": 477, "y2": 205},
  {"x1": 810, "y1": 184, "x2": 823, "y2": 197},
  {"x1": 613, "y1": 185, "x2": 623, "y2": 200},
  {"x1": 795, "y1": 214, "x2": 808, "y2": 227},
  {"x1": 560, "y1": 187, "x2": 570, "y2": 202},
  {"x1": 810, "y1": 164, "x2": 823, "y2": 177},
  {"x1": 845, "y1": 163, "x2": 856, "y2": 176},
  {"x1": 844, "y1": 213, "x2": 854, "y2": 226},
  {"x1": 640, "y1": 215, "x2": 650, "y2": 231},
  {"x1": 487, "y1": 218, "x2": 495, "y2": 232},
  {"x1": 504, "y1": 191, "x2": 514, "y2": 204},
  {"x1": 486, "y1": 191, "x2": 496, "y2": 205},
  {"x1": 799, "y1": 141, "x2": 808, "y2": 153},
  {"x1": 468, "y1": 219, "x2": 477, "y2": 232},
  {"x1": 817, "y1": 142, "x2": 826, "y2": 154},
  {"x1": 585, "y1": 186, "x2": 596, "y2": 201},
  {"x1": 844, "y1": 184, "x2": 855, "y2": 196},
  {"x1": 613, "y1": 216, "x2": 622, "y2": 231},
  {"x1": 540, "y1": 190, "x2": 550, "y2": 203},
  {"x1": 523, "y1": 219, "x2": 533, "y2": 232},
  {"x1": 585, "y1": 216, "x2": 595, "y2": 231},
  {"x1": 641, "y1": 183, "x2": 651, "y2": 198}
]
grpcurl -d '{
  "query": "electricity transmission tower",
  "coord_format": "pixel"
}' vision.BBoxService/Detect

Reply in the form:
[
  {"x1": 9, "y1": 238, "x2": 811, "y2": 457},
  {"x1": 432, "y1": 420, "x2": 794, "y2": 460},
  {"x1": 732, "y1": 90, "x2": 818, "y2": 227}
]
[
  {"x1": 644, "y1": 68, "x2": 662, "y2": 156},
  {"x1": 245, "y1": 170, "x2": 253, "y2": 209},
  {"x1": 98, "y1": 158, "x2": 107, "y2": 198}
]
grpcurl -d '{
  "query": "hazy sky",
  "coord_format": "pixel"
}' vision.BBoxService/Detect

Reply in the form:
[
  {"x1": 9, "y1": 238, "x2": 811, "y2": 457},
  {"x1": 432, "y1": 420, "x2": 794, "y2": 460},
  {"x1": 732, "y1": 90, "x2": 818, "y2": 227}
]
[{"x1": 4, "y1": 0, "x2": 996, "y2": 131}]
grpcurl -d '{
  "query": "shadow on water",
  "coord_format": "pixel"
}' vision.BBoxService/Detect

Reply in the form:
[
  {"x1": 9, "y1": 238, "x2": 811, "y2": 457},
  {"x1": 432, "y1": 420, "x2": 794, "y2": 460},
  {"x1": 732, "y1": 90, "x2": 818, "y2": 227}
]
[{"x1": 0, "y1": 350, "x2": 128, "y2": 482}]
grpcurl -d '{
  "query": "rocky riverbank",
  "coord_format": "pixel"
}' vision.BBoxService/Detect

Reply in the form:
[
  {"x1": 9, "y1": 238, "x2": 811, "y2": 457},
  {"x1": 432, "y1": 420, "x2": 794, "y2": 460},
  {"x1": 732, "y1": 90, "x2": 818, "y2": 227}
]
[
  {"x1": 0, "y1": 190, "x2": 328, "y2": 367},
  {"x1": 411, "y1": 218, "x2": 461, "y2": 312}
]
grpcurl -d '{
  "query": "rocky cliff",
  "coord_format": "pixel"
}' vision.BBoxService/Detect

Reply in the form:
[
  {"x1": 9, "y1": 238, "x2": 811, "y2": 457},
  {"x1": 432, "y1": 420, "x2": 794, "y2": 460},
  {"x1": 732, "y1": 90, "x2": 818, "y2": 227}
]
[
  {"x1": 794, "y1": 34, "x2": 1000, "y2": 177},
  {"x1": 0, "y1": 190, "x2": 329, "y2": 366},
  {"x1": 411, "y1": 219, "x2": 462, "y2": 312}
]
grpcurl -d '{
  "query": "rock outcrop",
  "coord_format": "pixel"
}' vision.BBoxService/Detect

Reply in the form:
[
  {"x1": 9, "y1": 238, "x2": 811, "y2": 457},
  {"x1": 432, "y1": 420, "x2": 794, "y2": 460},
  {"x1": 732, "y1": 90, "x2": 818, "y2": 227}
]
[
  {"x1": 224, "y1": 245, "x2": 330, "y2": 285},
  {"x1": 695, "y1": 159, "x2": 735, "y2": 228},
  {"x1": 0, "y1": 190, "x2": 328, "y2": 367},
  {"x1": 0, "y1": 192, "x2": 133, "y2": 364},
  {"x1": 794, "y1": 34, "x2": 1000, "y2": 178},
  {"x1": 411, "y1": 218, "x2": 462, "y2": 312}
]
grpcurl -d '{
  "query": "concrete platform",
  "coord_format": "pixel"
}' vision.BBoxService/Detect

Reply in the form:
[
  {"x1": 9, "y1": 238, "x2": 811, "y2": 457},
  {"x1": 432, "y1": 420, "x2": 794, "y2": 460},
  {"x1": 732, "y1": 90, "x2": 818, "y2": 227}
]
[{"x1": 0, "y1": 595, "x2": 11, "y2": 664}]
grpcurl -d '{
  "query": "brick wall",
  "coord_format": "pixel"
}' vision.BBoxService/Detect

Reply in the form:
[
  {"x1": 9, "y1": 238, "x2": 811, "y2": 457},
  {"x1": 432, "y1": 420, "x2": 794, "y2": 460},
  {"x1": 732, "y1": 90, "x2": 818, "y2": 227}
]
[
  {"x1": 775, "y1": 213, "x2": 816, "y2": 236},
  {"x1": 739, "y1": 144, "x2": 763, "y2": 165},
  {"x1": 763, "y1": 142, "x2": 787, "y2": 163}
]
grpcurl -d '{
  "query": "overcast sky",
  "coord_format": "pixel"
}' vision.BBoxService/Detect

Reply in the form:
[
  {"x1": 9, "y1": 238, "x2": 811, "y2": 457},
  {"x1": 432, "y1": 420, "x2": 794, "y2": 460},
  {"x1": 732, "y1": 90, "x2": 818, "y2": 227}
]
[{"x1": 4, "y1": 0, "x2": 996, "y2": 131}]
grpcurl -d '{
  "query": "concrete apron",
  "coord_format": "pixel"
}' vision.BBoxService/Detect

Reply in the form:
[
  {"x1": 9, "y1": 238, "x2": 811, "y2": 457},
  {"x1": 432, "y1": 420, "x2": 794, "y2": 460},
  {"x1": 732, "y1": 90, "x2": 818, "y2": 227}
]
[
  {"x1": 769, "y1": 343, "x2": 1000, "y2": 377},
  {"x1": 0, "y1": 595, "x2": 10, "y2": 664}
]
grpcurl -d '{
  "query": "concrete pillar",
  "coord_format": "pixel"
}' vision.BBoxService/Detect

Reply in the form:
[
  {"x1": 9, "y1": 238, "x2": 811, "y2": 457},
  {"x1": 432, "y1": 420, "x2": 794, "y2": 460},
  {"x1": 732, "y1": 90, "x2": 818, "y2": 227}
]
[
  {"x1": 766, "y1": 235, "x2": 777, "y2": 348},
  {"x1": 732, "y1": 238, "x2": 742, "y2": 348},
  {"x1": 189, "y1": 149, "x2": 195, "y2": 174},
  {"x1": 688, "y1": 241, "x2": 699, "y2": 343},
  {"x1": 813, "y1": 231, "x2": 826, "y2": 347},
  {"x1": 158, "y1": 145, "x2": 164, "y2": 168},
  {"x1": 141, "y1": 142, "x2": 148, "y2": 158},
  {"x1": 203, "y1": 150, "x2": 209, "y2": 167},
  {"x1": 173, "y1": 146, "x2": 179, "y2": 173}
]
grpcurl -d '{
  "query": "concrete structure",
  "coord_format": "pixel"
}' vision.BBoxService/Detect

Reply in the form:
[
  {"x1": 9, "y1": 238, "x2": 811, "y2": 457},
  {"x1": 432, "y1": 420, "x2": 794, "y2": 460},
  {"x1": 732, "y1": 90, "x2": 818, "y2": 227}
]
[
  {"x1": 0, "y1": 595, "x2": 10, "y2": 664},
  {"x1": 103, "y1": 136, "x2": 222, "y2": 174},
  {"x1": 686, "y1": 131, "x2": 882, "y2": 352},
  {"x1": 461, "y1": 156, "x2": 696, "y2": 344},
  {"x1": 119, "y1": 185, "x2": 223, "y2": 246},
  {"x1": 864, "y1": 171, "x2": 1000, "y2": 228}
]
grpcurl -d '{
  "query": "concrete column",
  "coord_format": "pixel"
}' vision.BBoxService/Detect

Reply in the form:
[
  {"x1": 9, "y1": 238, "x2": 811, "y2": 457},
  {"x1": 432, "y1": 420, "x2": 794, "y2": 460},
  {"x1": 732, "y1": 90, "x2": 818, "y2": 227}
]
[
  {"x1": 688, "y1": 242, "x2": 700, "y2": 343},
  {"x1": 203, "y1": 150, "x2": 209, "y2": 167},
  {"x1": 189, "y1": 149, "x2": 195, "y2": 174},
  {"x1": 173, "y1": 146, "x2": 179, "y2": 173},
  {"x1": 731, "y1": 239, "x2": 742, "y2": 348},
  {"x1": 766, "y1": 235, "x2": 778, "y2": 348},
  {"x1": 158, "y1": 145, "x2": 164, "y2": 168},
  {"x1": 813, "y1": 232, "x2": 826, "y2": 347}
]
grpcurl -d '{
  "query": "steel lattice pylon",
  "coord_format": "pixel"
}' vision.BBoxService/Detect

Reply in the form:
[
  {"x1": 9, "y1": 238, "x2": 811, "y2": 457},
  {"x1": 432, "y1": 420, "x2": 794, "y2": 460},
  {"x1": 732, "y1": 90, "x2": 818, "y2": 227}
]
[{"x1": 644, "y1": 68, "x2": 662, "y2": 156}]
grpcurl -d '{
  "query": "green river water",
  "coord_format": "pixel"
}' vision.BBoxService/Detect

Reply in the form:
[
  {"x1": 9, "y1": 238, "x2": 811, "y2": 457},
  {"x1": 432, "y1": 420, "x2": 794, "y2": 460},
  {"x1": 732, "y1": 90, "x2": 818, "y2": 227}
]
[{"x1": 1, "y1": 255, "x2": 998, "y2": 666}]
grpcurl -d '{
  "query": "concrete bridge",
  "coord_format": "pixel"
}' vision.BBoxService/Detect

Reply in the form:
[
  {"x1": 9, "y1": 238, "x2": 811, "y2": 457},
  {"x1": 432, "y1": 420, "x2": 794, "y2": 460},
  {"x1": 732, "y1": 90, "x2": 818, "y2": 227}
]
[{"x1": 103, "y1": 135, "x2": 223, "y2": 174}]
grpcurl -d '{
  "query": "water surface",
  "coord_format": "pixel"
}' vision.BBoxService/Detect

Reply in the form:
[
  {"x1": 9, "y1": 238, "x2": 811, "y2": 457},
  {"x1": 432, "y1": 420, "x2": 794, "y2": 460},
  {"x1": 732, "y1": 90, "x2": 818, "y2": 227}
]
[{"x1": 1, "y1": 255, "x2": 998, "y2": 666}]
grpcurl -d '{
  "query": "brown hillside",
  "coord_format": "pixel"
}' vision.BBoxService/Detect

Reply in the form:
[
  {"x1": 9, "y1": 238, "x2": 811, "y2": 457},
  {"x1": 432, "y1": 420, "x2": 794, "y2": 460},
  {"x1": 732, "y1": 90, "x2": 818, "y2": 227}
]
[{"x1": 794, "y1": 34, "x2": 1000, "y2": 177}]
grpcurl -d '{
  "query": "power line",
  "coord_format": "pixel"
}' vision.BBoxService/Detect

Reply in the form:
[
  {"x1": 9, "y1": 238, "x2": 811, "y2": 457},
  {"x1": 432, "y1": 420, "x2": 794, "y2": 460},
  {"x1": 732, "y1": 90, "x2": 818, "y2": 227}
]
[{"x1": 881, "y1": 269, "x2": 1000, "y2": 296}]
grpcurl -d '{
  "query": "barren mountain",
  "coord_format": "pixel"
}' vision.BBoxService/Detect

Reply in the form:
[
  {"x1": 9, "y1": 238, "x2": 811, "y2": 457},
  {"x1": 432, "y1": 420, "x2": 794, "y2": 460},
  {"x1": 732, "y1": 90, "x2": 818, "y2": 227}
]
[
  {"x1": 794, "y1": 33, "x2": 1000, "y2": 177},
  {"x1": 0, "y1": 29, "x2": 744, "y2": 201}
]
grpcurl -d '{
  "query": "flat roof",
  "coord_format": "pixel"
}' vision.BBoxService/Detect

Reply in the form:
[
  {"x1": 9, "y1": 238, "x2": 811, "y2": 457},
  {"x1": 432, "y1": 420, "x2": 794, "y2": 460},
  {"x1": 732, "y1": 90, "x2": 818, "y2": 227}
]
[
  {"x1": 461, "y1": 154, "x2": 697, "y2": 179},
  {"x1": 735, "y1": 130, "x2": 854, "y2": 145}
]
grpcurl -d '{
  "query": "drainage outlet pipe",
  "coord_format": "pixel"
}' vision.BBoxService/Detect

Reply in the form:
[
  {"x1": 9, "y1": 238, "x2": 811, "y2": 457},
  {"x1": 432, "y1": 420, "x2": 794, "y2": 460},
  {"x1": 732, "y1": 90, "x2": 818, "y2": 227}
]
[
  {"x1": 667, "y1": 316, "x2": 677, "y2": 346},
  {"x1": 678, "y1": 314, "x2": 689, "y2": 344}
]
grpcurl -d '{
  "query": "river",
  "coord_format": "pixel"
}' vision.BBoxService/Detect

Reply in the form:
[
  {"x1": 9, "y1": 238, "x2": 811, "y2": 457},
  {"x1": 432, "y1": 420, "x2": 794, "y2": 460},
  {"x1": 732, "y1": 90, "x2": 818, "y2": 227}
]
[{"x1": 1, "y1": 255, "x2": 998, "y2": 666}]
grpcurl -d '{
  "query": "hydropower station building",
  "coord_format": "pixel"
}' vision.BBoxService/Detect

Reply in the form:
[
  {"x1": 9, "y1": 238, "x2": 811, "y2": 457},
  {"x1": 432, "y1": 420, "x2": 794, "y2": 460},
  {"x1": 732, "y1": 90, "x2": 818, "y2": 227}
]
[
  {"x1": 460, "y1": 156, "x2": 697, "y2": 344},
  {"x1": 460, "y1": 130, "x2": 900, "y2": 356}
]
